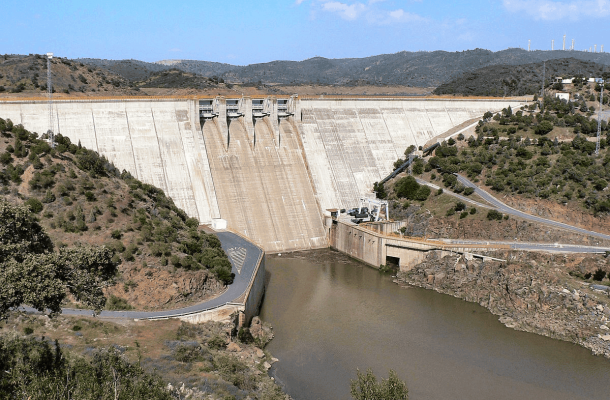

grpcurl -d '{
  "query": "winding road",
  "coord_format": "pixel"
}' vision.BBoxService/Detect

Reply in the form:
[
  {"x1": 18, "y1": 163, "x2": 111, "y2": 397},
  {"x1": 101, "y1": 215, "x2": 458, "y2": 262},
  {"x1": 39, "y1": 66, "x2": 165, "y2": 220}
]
[
  {"x1": 34, "y1": 175, "x2": 609, "y2": 320},
  {"x1": 49, "y1": 231, "x2": 263, "y2": 320},
  {"x1": 415, "y1": 174, "x2": 610, "y2": 242}
]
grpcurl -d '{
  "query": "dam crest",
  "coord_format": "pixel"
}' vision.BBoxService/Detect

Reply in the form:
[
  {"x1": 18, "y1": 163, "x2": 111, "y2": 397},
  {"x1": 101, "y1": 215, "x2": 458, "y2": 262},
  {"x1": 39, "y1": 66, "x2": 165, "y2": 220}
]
[{"x1": 0, "y1": 96, "x2": 525, "y2": 252}]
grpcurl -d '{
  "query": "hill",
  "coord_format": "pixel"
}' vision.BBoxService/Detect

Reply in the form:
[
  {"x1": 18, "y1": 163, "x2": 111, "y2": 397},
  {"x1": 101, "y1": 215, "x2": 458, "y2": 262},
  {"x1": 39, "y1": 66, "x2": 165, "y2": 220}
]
[
  {"x1": 79, "y1": 48, "x2": 610, "y2": 88},
  {"x1": 434, "y1": 58, "x2": 610, "y2": 96},
  {"x1": 0, "y1": 118, "x2": 233, "y2": 311},
  {"x1": 0, "y1": 54, "x2": 140, "y2": 96}
]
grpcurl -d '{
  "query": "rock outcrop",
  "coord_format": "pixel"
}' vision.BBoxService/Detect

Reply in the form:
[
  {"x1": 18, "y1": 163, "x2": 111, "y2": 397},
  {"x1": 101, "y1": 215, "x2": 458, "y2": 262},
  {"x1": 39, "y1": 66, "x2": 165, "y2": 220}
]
[{"x1": 398, "y1": 251, "x2": 610, "y2": 358}]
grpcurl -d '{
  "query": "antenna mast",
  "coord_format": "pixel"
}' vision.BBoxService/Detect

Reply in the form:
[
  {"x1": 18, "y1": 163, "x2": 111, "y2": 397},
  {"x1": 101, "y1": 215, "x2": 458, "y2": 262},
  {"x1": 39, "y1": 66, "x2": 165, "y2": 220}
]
[
  {"x1": 46, "y1": 52, "x2": 54, "y2": 148},
  {"x1": 563, "y1": 34, "x2": 566, "y2": 50},
  {"x1": 528, "y1": 40, "x2": 531, "y2": 51},
  {"x1": 596, "y1": 80, "x2": 604, "y2": 155},
  {"x1": 552, "y1": 39, "x2": 554, "y2": 50}
]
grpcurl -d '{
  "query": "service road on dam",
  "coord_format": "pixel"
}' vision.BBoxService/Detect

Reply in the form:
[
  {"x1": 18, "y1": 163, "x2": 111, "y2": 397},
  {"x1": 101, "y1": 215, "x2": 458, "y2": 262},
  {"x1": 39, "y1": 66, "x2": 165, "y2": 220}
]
[{"x1": 30, "y1": 231, "x2": 264, "y2": 320}]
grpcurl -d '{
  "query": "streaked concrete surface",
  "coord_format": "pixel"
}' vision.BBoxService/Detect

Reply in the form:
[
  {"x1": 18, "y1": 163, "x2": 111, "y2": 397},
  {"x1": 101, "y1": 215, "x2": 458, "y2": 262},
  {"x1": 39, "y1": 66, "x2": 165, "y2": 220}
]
[
  {"x1": 202, "y1": 115, "x2": 326, "y2": 252},
  {"x1": 297, "y1": 99, "x2": 525, "y2": 211},
  {"x1": 0, "y1": 97, "x2": 525, "y2": 252},
  {"x1": 0, "y1": 99, "x2": 219, "y2": 224}
]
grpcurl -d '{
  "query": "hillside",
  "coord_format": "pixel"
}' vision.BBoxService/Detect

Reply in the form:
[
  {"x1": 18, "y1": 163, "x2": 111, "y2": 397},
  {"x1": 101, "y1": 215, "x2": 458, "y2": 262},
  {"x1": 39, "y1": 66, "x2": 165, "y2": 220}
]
[
  {"x1": 434, "y1": 58, "x2": 610, "y2": 96},
  {"x1": 79, "y1": 48, "x2": 610, "y2": 88},
  {"x1": 0, "y1": 54, "x2": 140, "y2": 96},
  {"x1": 0, "y1": 118, "x2": 234, "y2": 311},
  {"x1": 136, "y1": 69, "x2": 223, "y2": 90}
]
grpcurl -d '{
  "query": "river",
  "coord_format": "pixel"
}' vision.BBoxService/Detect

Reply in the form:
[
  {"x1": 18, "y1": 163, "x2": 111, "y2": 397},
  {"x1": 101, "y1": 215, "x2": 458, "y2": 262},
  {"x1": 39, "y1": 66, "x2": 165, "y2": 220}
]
[{"x1": 258, "y1": 250, "x2": 610, "y2": 400}]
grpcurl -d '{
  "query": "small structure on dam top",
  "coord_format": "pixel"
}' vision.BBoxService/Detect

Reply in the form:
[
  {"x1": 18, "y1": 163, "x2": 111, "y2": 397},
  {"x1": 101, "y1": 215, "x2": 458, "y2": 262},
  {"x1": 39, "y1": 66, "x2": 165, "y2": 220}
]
[
  {"x1": 198, "y1": 96, "x2": 296, "y2": 147},
  {"x1": 0, "y1": 96, "x2": 526, "y2": 253}
]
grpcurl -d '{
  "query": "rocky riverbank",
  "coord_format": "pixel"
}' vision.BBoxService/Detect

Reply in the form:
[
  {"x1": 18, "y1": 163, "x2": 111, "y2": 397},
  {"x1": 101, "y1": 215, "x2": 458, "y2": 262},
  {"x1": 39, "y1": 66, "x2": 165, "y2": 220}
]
[{"x1": 397, "y1": 250, "x2": 610, "y2": 359}]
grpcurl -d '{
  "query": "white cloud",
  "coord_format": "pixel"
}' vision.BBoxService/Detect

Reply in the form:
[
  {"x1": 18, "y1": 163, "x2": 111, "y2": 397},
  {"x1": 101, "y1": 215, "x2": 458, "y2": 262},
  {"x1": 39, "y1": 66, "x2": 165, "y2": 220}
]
[
  {"x1": 295, "y1": 0, "x2": 308, "y2": 4},
  {"x1": 503, "y1": 0, "x2": 610, "y2": 20},
  {"x1": 322, "y1": 1, "x2": 367, "y2": 20},
  {"x1": 314, "y1": 1, "x2": 427, "y2": 24}
]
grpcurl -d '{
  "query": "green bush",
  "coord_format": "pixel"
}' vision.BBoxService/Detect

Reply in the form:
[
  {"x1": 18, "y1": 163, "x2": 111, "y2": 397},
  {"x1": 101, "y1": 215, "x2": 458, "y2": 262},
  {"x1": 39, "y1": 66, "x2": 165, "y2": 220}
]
[
  {"x1": 486, "y1": 209, "x2": 503, "y2": 221},
  {"x1": 469, "y1": 207, "x2": 477, "y2": 215},
  {"x1": 593, "y1": 268, "x2": 607, "y2": 281},
  {"x1": 455, "y1": 201, "x2": 466, "y2": 212},
  {"x1": 463, "y1": 187, "x2": 475, "y2": 196},
  {"x1": 110, "y1": 229, "x2": 122, "y2": 239},
  {"x1": 25, "y1": 198, "x2": 43, "y2": 213},
  {"x1": 446, "y1": 208, "x2": 456, "y2": 216},
  {"x1": 207, "y1": 335, "x2": 227, "y2": 350},
  {"x1": 105, "y1": 295, "x2": 134, "y2": 310}
]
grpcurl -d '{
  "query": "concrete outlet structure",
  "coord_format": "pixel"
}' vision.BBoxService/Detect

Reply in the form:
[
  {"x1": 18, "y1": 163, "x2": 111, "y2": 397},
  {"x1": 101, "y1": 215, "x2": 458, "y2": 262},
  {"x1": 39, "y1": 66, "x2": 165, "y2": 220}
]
[{"x1": 0, "y1": 96, "x2": 525, "y2": 252}]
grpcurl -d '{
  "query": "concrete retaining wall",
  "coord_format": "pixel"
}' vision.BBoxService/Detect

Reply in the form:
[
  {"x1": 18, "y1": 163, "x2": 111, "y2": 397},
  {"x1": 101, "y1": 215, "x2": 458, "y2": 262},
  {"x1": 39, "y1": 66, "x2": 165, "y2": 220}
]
[{"x1": 330, "y1": 220, "x2": 431, "y2": 270}]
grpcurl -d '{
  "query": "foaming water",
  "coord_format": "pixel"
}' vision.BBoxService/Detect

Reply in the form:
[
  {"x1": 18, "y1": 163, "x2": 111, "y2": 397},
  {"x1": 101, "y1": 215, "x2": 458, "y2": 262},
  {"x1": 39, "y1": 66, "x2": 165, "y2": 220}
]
[{"x1": 259, "y1": 250, "x2": 610, "y2": 400}]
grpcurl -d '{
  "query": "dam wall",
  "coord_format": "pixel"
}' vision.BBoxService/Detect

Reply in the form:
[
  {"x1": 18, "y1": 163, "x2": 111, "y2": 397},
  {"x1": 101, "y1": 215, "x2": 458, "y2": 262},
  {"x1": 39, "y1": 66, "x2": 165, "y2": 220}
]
[
  {"x1": 0, "y1": 97, "x2": 525, "y2": 252},
  {"x1": 0, "y1": 99, "x2": 220, "y2": 225},
  {"x1": 297, "y1": 98, "x2": 525, "y2": 211}
]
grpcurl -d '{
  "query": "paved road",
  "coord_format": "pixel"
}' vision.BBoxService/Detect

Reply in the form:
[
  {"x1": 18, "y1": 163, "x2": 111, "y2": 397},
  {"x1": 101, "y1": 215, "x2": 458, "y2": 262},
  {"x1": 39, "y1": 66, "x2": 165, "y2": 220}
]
[
  {"x1": 453, "y1": 174, "x2": 610, "y2": 241},
  {"x1": 41, "y1": 231, "x2": 263, "y2": 319},
  {"x1": 440, "y1": 239, "x2": 609, "y2": 254}
]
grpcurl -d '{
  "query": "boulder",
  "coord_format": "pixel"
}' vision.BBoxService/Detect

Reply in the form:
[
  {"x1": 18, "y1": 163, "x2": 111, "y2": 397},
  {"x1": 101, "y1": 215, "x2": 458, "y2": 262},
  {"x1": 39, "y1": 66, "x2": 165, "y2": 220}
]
[{"x1": 227, "y1": 342, "x2": 242, "y2": 352}]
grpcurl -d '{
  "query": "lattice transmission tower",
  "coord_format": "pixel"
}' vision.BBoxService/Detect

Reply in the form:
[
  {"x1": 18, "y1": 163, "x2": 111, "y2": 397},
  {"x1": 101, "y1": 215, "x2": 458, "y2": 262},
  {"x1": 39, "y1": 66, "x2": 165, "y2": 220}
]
[{"x1": 46, "y1": 52, "x2": 54, "y2": 148}]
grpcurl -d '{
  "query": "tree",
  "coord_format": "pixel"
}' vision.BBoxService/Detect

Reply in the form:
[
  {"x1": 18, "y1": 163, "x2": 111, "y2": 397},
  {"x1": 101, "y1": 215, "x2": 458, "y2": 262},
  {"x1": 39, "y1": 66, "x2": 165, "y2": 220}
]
[
  {"x1": 0, "y1": 200, "x2": 117, "y2": 319},
  {"x1": 534, "y1": 120, "x2": 554, "y2": 135},
  {"x1": 350, "y1": 368, "x2": 408, "y2": 400}
]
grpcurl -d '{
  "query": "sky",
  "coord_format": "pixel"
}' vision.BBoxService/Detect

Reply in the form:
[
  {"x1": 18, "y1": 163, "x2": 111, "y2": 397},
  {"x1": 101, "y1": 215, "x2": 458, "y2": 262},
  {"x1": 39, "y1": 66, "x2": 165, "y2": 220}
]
[{"x1": 2, "y1": 0, "x2": 609, "y2": 64}]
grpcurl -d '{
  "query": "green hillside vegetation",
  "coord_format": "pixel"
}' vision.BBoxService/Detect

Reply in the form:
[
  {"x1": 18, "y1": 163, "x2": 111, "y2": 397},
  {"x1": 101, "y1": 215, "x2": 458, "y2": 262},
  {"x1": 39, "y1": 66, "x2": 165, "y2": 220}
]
[
  {"x1": 0, "y1": 118, "x2": 233, "y2": 310},
  {"x1": 0, "y1": 334, "x2": 172, "y2": 399},
  {"x1": 0, "y1": 54, "x2": 139, "y2": 95},
  {"x1": 422, "y1": 99, "x2": 610, "y2": 214},
  {"x1": 433, "y1": 58, "x2": 610, "y2": 96}
]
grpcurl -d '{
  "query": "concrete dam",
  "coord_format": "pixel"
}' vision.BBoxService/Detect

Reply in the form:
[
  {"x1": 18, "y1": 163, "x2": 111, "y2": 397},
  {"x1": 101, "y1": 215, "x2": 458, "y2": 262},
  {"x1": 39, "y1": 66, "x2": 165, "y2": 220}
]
[{"x1": 0, "y1": 96, "x2": 524, "y2": 252}]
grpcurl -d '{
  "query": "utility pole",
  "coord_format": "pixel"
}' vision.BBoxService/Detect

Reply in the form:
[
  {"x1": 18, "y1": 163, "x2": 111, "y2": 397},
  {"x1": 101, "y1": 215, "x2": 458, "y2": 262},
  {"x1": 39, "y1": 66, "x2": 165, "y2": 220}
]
[
  {"x1": 595, "y1": 44, "x2": 597, "y2": 53},
  {"x1": 528, "y1": 40, "x2": 531, "y2": 52},
  {"x1": 552, "y1": 39, "x2": 554, "y2": 50},
  {"x1": 596, "y1": 80, "x2": 604, "y2": 155},
  {"x1": 572, "y1": 39, "x2": 575, "y2": 50},
  {"x1": 563, "y1": 34, "x2": 566, "y2": 50},
  {"x1": 46, "y1": 52, "x2": 54, "y2": 148}
]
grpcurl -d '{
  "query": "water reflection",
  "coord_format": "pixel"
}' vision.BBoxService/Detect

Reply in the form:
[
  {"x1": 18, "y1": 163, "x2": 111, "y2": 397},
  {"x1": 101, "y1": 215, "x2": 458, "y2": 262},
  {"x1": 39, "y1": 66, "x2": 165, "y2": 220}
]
[{"x1": 259, "y1": 250, "x2": 610, "y2": 400}]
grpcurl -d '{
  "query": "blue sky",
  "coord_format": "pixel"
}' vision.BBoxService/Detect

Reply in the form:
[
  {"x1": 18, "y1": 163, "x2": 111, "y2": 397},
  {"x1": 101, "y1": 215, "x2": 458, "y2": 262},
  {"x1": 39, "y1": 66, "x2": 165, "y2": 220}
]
[{"x1": 2, "y1": 0, "x2": 609, "y2": 64}]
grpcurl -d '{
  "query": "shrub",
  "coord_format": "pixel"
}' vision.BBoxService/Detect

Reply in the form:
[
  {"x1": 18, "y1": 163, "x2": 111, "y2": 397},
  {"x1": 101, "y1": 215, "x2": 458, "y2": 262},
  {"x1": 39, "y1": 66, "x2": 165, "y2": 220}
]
[
  {"x1": 455, "y1": 201, "x2": 466, "y2": 212},
  {"x1": 207, "y1": 335, "x2": 227, "y2": 350},
  {"x1": 25, "y1": 198, "x2": 43, "y2": 213},
  {"x1": 42, "y1": 190, "x2": 56, "y2": 203},
  {"x1": 486, "y1": 209, "x2": 504, "y2": 221},
  {"x1": 0, "y1": 152, "x2": 12, "y2": 165},
  {"x1": 469, "y1": 207, "x2": 477, "y2": 215},
  {"x1": 110, "y1": 229, "x2": 122, "y2": 239},
  {"x1": 593, "y1": 268, "x2": 607, "y2": 281},
  {"x1": 23, "y1": 327, "x2": 33, "y2": 335},
  {"x1": 105, "y1": 295, "x2": 133, "y2": 310},
  {"x1": 460, "y1": 211, "x2": 468, "y2": 219},
  {"x1": 463, "y1": 187, "x2": 475, "y2": 196},
  {"x1": 84, "y1": 191, "x2": 96, "y2": 202},
  {"x1": 446, "y1": 208, "x2": 456, "y2": 216}
]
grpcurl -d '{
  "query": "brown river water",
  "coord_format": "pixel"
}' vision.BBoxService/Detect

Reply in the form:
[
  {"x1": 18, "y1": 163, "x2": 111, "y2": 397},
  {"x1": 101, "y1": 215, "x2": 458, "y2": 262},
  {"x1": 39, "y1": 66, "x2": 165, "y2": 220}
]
[{"x1": 258, "y1": 250, "x2": 610, "y2": 400}]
